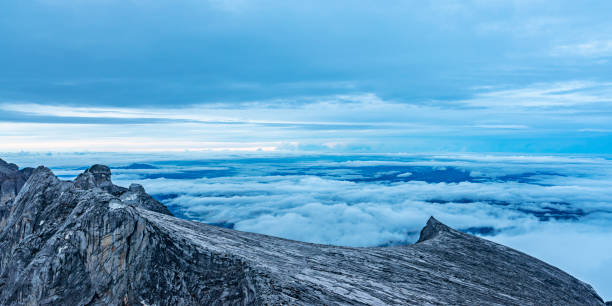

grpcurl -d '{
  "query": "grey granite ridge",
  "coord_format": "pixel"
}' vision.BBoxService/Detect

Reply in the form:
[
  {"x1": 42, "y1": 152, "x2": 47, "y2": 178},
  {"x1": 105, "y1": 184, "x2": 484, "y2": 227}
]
[{"x1": 0, "y1": 159, "x2": 606, "y2": 305}]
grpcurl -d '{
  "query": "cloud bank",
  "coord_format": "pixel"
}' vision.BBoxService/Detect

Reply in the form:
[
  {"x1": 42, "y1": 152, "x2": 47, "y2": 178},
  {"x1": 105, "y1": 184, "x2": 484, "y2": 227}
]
[{"x1": 8, "y1": 152, "x2": 610, "y2": 298}]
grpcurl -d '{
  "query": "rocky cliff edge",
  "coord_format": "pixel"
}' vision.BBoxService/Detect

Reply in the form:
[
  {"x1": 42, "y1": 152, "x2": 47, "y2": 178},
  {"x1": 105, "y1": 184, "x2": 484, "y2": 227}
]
[{"x1": 0, "y1": 159, "x2": 605, "y2": 305}]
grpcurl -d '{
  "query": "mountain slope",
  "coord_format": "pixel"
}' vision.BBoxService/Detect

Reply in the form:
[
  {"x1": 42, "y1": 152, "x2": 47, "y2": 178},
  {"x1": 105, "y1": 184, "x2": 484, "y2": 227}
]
[{"x1": 0, "y1": 159, "x2": 605, "y2": 305}]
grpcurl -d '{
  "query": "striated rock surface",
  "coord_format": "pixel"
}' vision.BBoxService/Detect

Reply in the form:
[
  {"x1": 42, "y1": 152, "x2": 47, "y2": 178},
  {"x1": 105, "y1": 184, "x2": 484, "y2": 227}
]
[{"x1": 0, "y1": 159, "x2": 606, "y2": 305}]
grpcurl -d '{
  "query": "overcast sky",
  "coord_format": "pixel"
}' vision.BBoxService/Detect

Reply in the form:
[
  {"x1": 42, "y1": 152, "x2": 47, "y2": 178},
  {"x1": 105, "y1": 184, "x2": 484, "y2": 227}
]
[{"x1": 1, "y1": 0, "x2": 612, "y2": 153}]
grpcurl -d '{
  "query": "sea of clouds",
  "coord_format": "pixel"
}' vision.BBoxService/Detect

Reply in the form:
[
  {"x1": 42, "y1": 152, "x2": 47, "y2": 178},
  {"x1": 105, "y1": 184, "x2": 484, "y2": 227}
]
[{"x1": 6, "y1": 152, "x2": 612, "y2": 299}]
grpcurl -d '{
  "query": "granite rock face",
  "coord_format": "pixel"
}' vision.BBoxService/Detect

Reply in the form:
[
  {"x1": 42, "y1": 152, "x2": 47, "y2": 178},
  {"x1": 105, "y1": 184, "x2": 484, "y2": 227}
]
[
  {"x1": 0, "y1": 159, "x2": 34, "y2": 227},
  {"x1": 0, "y1": 159, "x2": 606, "y2": 305},
  {"x1": 74, "y1": 164, "x2": 172, "y2": 216},
  {"x1": 0, "y1": 159, "x2": 33, "y2": 205}
]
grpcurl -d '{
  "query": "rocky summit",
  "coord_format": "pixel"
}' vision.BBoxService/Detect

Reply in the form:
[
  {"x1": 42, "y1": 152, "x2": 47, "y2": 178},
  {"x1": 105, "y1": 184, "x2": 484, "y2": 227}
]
[
  {"x1": 0, "y1": 159, "x2": 34, "y2": 228},
  {"x1": 0, "y1": 158, "x2": 607, "y2": 305}
]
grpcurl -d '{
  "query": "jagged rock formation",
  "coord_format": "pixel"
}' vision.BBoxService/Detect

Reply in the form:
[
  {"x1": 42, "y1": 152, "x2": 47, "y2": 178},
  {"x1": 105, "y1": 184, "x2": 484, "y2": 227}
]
[
  {"x1": 0, "y1": 159, "x2": 33, "y2": 205},
  {"x1": 0, "y1": 159, "x2": 34, "y2": 227},
  {"x1": 74, "y1": 164, "x2": 172, "y2": 216},
  {"x1": 0, "y1": 158, "x2": 606, "y2": 305}
]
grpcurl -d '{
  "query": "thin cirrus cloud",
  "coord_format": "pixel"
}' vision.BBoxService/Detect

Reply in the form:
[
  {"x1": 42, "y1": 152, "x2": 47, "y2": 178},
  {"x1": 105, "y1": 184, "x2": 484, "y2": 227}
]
[
  {"x1": 462, "y1": 81, "x2": 612, "y2": 108},
  {"x1": 1, "y1": 80, "x2": 611, "y2": 153},
  {"x1": 552, "y1": 39, "x2": 612, "y2": 57}
]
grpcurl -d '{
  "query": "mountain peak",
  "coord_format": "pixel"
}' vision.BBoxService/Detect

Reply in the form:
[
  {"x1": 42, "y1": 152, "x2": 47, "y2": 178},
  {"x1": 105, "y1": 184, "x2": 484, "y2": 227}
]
[
  {"x1": 417, "y1": 216, "x2": 453, "y2": 243},
  {"x1": 0, "y1": 158, "x2": 605, "y2": 305},
  {"x1": 0, "y1": 160, "x2": 35, "y2": 207},
  {"x1": 70, "y1": 164, "x2": 172, "y2": 215},
  {"x1": 86, "y1": 164, "x2": 111, "y2": 175},
  {"x1": 0, "y1": 158, "x2": 19, "y2": 174},
  {"x1": 74, "y1": 164, "x2": 114, "y2": 192},
  {"x1": 128, "y1": 183, "x2": 145, "y2": 193}
]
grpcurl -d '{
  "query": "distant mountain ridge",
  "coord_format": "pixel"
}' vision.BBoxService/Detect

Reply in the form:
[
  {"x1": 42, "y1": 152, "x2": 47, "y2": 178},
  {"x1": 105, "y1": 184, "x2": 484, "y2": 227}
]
[{"x1": 0, "y1": 158, "x2": 607, "y2": 305}]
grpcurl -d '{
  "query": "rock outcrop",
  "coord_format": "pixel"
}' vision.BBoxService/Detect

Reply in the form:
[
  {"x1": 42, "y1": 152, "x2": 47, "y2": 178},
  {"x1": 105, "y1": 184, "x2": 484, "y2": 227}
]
[
  {"x1": 0, "y1": 159, "x2": 606, "y2": 305},
  {"x1": 0, "y1": 159, "x2": 34, "y2": 227},
  {"x1": 74, "y1": 164, "x2": 172, "y2": 216},
  {"x1": 0, "y1": 159, "x2": 33, "y2": 205}
]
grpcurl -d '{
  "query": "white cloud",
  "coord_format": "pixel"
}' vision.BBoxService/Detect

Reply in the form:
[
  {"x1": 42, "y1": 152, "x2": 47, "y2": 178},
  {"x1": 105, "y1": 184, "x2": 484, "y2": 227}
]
[
  {"x1": 463, "y1": 81, "x2": 612, "y2": 108},
  {"x1": 474, "y1": 124, "x2": 529, "y2": 129},
  {"x1": 2, "y1": 80, "x2": 612, "y2": 153},
  {"x1": 553, "y1": 39, "x2": 612, "y2": 57},
  {"x1": 104, "y1": 157, "x2": 612, "y2": 248},
  {"x1": 122, "y1": 155, "x2": 610, "y2": 298},
  {"x1": 490, "y1": 225, "x2": 612, "y2": 300},
  {"x1": 8, "y1": 152, "x2": 612, "y2": 298},
  {"x1": 397, "y1": 172, "x2": 412, "y2": 177}
]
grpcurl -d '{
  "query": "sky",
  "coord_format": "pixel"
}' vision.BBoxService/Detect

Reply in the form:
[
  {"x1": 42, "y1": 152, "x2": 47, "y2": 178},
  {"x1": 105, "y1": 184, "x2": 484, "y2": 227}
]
[
  {"x1": 2, "y1": 1, "x2": 612, "y2": 298},
  {"x1": 1, "y1": 0, "x2": 612, "y2": 153}
]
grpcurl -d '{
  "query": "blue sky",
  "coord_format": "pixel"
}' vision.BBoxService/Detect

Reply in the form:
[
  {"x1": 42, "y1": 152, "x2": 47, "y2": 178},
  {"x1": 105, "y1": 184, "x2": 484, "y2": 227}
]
[{"x1": 1, "y1": 0, "x2": 612, "y2": 152}]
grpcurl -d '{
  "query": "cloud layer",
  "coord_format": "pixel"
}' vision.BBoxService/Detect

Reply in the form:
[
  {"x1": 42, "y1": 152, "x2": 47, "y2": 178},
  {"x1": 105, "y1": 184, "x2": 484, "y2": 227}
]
[
  {"x1": 1, "y1": 81, "x2": 612, "y2": 153},
  {"x1": 9, "y1": 152, "x2": 610, "y2": 298}
]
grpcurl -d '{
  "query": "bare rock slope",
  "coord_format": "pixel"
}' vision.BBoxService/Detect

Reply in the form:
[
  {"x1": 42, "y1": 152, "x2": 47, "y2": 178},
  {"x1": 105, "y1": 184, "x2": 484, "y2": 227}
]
[{"x1": 0, "y1": 159, "x2": 606, "y2": 305}]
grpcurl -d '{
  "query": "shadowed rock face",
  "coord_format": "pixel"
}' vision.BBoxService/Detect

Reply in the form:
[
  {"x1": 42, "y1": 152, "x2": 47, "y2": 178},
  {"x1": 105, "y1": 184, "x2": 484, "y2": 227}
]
[
  {"x1": 0, "y1": 159, "x2": 606, "y2": 305},
  {"x1": 0, "y1": 159, "x2": 34, "y2": 227},
  {"x1": 0, "y1": 159, "x2": 33, "y2": 205}
]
